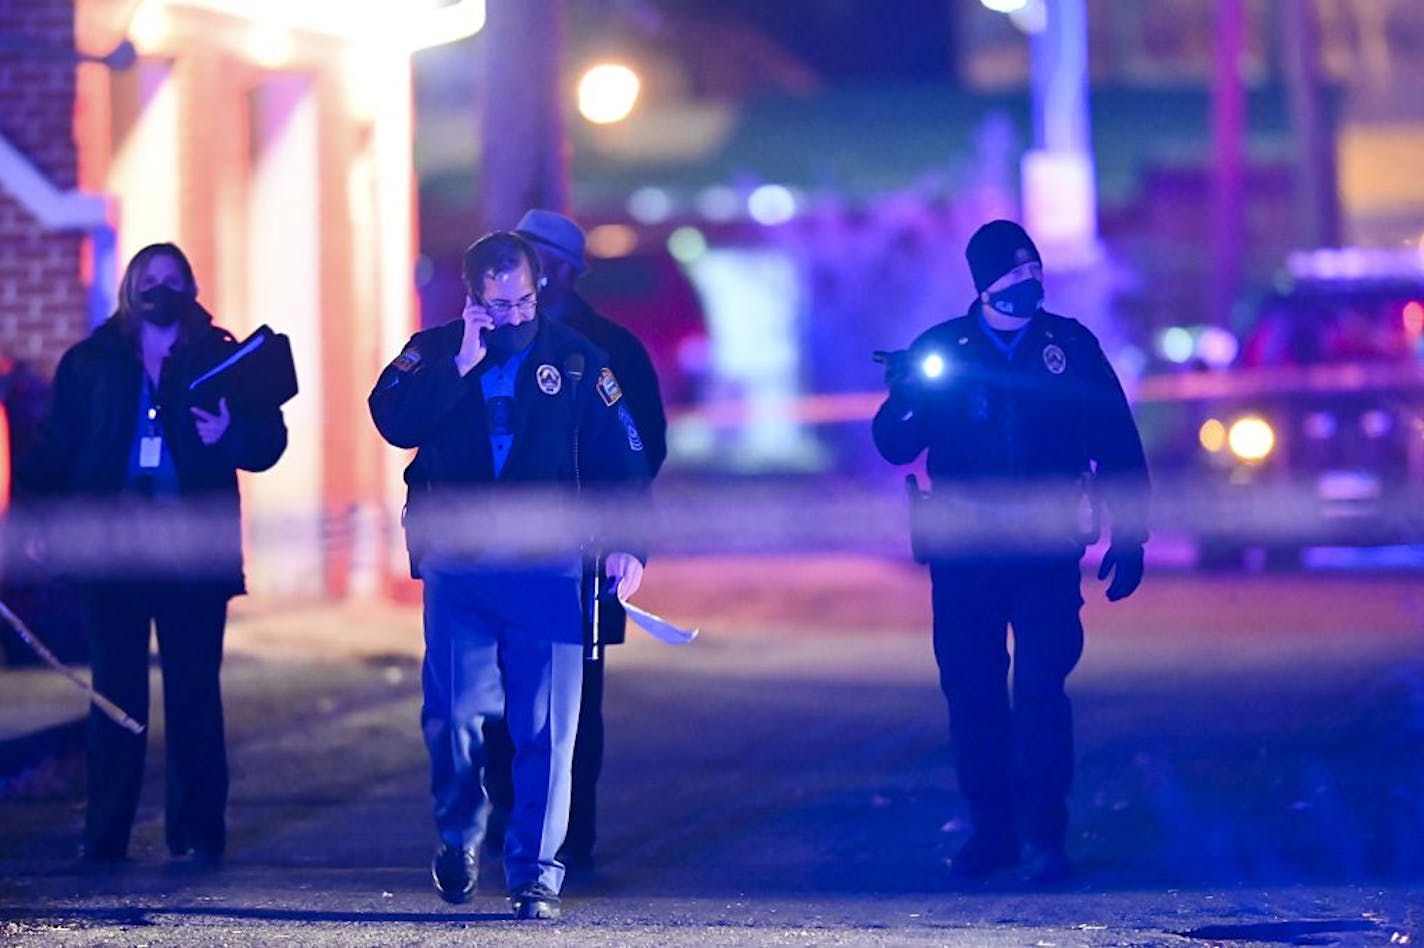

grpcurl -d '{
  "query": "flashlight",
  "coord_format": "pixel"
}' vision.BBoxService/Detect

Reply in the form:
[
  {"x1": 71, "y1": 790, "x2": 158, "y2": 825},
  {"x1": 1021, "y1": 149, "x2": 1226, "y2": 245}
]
[{"x1": 920, "y1": 353, "x2": 946, "y2": 380}]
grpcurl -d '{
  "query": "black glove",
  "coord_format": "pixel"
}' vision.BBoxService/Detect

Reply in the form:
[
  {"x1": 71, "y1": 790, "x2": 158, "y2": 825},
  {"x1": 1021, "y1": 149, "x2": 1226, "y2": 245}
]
[
  {"x1": 874, "y1": 349, "x2": 914, "y2": 404},
  {"x1": 1097, "y1": 543, "x2": 1144, "y2": 601}
]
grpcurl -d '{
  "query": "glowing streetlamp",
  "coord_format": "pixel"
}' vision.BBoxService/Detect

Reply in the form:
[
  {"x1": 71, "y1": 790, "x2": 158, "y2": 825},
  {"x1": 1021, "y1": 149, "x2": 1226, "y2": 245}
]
[{"x1": 578, "y1": 63, "x2": 641, "y2": 124}]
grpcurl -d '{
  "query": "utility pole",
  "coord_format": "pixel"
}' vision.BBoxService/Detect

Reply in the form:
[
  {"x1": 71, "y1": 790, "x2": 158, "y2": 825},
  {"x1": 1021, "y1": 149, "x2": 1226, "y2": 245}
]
[
  {"x1": 1281, "y1": 0, "x2": 1340, "y2": 248},
  {"x1": 1021, "y1": 0, "x2": 1099, "y2": 269},
  {"x1": 1210, "y1": 0, "x2": 1247, "y2": 324},
  {"x1": 478, "y1": 0, "x2": 569, "y2": 230}
]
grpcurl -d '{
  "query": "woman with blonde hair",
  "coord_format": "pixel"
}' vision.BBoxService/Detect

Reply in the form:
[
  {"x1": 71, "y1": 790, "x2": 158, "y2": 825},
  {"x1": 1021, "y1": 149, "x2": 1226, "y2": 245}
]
[{"x1": 21, "y1": 242, "x2": 288, "y2": 865}]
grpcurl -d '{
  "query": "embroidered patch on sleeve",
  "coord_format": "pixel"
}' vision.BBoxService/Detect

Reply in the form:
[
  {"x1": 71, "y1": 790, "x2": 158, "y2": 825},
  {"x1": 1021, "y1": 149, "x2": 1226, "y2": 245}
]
[
  {"x1": 392, "y1": 347, "x2": 422, "y2": 373},
  {"x1": 596, "y1": 368, "x2": 623, "y2": 406},
  {"x1": 618, "y1": 404, "x2": 644, "y2": 452}
]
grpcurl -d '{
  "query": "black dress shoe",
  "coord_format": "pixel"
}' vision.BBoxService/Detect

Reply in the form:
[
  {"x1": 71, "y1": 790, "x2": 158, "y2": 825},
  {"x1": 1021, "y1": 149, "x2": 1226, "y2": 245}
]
[
  {"x1": 510, "y1": 881, "x2": 560, "y2": 920},
  {"x1": 431, "y1": 844, "x2": 478, "y2": 904},
  {"x1": 77, "y1": 845, "x2": 127, "y2": 866},
  {"x1": 948, "y1": 831, "x2": 1020, "y2": 879},
  {"x1": 170, "y1": 842, "x2": 225, "y2": 867},
  {"x1": 1020, "y1": 844, "x2": 1072, "y2": 885},
  {"x1": 191, "y1": 846, "x2": 224, "y2": 868}
]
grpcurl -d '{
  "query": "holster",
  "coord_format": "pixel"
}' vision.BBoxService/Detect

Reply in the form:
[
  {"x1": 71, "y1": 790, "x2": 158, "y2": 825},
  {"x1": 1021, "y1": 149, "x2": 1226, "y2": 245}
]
[
  {"x1": 905, "y1": 474, "x2": 935, "y2": 564},
  {"x1": 582, "y1": 551, "x2": 636, "y2": 659},
  {"x1": 581, "y1": 552, "x2": 603, "y2": 661},
  {"x1": 1076, "y1": 471, "x2": 1101, "y2": 547},
  {"x1": 905, "y1": 473, "x2": 1099, "y2": 562}
]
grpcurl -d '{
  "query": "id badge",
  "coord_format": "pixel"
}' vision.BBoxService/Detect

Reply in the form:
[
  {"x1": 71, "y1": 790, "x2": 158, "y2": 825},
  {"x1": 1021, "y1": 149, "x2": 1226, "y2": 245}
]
[{"x1": 139, "y1": 436, "x2": 163, "y2": 469}]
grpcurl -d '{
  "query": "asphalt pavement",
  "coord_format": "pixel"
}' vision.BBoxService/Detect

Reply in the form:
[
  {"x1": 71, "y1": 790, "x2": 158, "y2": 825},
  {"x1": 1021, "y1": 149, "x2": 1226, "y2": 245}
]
[{"x1": 1, "y1": 554, "x2": 1422, "y2": 946}]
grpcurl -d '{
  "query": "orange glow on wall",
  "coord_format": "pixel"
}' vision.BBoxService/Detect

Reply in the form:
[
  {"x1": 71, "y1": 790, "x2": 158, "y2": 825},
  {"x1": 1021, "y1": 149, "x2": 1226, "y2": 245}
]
[
  {"x1": 0, "y1": 405, "x2": 10, "y2": 512},
  {"x1": 69, "y1": 0, "x2": 425, "y2": 599}
]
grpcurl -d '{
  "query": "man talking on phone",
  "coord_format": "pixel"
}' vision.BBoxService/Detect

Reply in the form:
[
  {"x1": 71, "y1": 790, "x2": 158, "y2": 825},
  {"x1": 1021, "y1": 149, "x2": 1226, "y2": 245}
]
[
  {"x1": 369, "y1": 231, "x2": 650, "y2": 919},
  {"x1": 473, "y1": 209, "x2": 669, "y2": 872}
]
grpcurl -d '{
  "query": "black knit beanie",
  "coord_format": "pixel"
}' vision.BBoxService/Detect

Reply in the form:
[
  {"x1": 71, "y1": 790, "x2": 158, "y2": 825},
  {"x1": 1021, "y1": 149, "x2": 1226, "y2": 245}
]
[{"x1": 966, "y1": 220, "x2": 1041, "y2": 293}]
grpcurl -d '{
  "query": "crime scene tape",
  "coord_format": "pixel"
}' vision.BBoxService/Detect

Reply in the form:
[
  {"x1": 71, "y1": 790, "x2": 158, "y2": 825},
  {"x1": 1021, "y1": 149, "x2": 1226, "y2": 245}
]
[{"x1": 0, "y1": 598, "x2": 145, "y2": 735}]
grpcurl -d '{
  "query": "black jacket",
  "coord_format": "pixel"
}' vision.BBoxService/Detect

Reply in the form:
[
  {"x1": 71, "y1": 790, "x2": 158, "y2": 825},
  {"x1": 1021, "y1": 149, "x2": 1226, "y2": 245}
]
[
  {"x1": 557, "y1": 294, "x2": 668, "y2": 476},
  {"x1": 555, "y1": 294, "x2": 667, "y2": 646},
  {"x1": 17, "y1": 315, "x2": 288, "y2": 594},
  {"x1": 873, "y1": 307, "x2": 1149, "y2": 551},
  {"x1": 368, "y1": 317, "x2": 651, "y2": 582}
]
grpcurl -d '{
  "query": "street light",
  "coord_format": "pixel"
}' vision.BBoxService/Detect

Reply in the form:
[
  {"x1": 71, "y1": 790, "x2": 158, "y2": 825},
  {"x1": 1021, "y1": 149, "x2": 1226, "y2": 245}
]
[
  {"x1": 981, "y1": 0, "x2": 1098, "y2": 267},
  {"x1": 578, "y1": 62, "x2": 641, "y2": 124}
]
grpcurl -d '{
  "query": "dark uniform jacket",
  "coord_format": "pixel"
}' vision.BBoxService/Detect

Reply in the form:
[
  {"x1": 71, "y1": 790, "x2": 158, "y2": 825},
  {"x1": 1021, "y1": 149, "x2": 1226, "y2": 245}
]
[
  {"x1": 18, "y1": 315, "x2": 289, "y2": 595},
  {"x1": 558, "y1": 294, "x2": 667, "y2": 477},
  {"x1": 368, "y1": 317, "x2": 650, "y2": 583},
  {"x1": 555, "y1": 294, "x2": 667, "y2": 645},
  {"x1": 873, "y1": 307, "x2": 1149, "y2": 556}
]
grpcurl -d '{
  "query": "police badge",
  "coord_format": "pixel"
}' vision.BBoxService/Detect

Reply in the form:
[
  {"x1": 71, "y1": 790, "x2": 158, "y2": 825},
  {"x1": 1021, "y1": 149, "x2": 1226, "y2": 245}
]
[
  {"x1": 536, "y1": 363, "x2": 562, "y2": 395},
  {"x1": 1042, "y1": 344, "x2": 1067, "y2": 375}
]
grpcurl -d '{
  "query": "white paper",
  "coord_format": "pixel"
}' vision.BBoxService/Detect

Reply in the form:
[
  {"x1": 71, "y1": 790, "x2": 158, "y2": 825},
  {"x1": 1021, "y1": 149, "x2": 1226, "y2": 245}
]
[{"x1": 621, "y1": 599, "x2": 698, "y2": 645}]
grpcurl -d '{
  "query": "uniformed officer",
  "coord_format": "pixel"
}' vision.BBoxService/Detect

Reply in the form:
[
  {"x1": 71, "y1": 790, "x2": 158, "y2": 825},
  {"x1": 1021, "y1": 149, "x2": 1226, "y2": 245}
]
[
  {"x1": 369, "y1": 231, "x2": 650, "y2": 919},
  {"x1": 477, "y1": 209, "x2": 669, "y2": 871},
  {"x1": 873, "y1": 220, "x2": 1149, "y2": 884}
]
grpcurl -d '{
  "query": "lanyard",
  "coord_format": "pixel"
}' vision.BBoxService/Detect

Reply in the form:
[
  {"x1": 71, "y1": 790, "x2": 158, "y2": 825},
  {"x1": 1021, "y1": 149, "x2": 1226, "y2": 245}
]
[
  {"x1": 138, "y1": 375, "x2": 165, "y2": 471},
  {"x1": 144, "y1": 375, "x2": 162, "y2": 437}
]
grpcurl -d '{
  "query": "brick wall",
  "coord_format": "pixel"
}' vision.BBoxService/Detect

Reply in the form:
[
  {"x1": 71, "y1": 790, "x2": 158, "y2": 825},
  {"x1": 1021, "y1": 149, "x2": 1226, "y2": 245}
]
[{"x1": 0, "y1": 0, "x2": 89, "y2": 376}]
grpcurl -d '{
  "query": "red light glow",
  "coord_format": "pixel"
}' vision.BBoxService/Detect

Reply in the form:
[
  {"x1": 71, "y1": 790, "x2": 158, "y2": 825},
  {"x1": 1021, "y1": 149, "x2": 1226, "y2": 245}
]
[{"x1": 1405, "y1": 300, "x2": 1424, "y2": 335}]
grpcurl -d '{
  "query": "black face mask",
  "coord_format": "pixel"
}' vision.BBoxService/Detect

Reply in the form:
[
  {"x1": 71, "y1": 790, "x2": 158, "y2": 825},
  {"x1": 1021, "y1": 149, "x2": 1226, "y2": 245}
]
[
  {"x1": 987, "y1": 278, "x2": 1044, "y2": 318},
  {"x1": 485, "y1": 317, "x2": 539, "y2": 359},
  {"x1": 137, "y1": 285, "x2": 191, "y2": 328}
]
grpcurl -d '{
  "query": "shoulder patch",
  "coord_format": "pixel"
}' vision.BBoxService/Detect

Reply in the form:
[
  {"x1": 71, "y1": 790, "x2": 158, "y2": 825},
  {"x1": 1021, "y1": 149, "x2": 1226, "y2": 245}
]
[
  {"x1": 596, "y1": 367, "x2": 623, "y2": 407},
  {"x1": 392, "y1": 347, "x2": 422, "y2": 373},
  {"x1": 618, "y1": 403, "x2": 644, "y2": 452}
]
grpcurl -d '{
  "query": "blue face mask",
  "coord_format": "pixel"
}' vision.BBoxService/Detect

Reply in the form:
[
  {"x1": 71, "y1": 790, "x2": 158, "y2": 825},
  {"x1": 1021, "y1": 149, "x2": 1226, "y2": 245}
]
[{"x1": 987, "y1": 278, "x2": 1044, "y2": 318}]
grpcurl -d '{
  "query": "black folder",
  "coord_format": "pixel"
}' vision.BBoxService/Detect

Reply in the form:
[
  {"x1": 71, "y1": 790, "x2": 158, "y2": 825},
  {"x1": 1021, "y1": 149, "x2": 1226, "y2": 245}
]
[{"x1": 189, "y1": 325, "x2": 298, "y2": 411}]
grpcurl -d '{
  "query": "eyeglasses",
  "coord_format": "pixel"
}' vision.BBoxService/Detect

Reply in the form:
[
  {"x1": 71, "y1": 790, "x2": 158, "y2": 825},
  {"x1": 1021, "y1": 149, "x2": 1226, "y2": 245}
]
[{"x1": 482, "y1": 294, "x2": 537, "y2": 317}]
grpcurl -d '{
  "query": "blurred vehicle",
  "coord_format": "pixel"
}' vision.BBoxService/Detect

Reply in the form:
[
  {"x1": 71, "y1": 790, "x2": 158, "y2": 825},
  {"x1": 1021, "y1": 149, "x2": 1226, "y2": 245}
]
[
  {"x1": 1134, "y1": 248, "x2": 1424, "y2": 567},
  {"x1": 576, "y1": 245, "x2": 709, "y2": 409}
]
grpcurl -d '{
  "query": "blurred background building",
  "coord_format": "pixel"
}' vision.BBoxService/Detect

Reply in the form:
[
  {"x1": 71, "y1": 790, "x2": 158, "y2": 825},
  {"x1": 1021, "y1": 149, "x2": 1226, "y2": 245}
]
[
  {"x1": 3, "y1": 0, "x2": 1424, "y2": 597},
  {"x1": 415, "y1": 0, "x2": 1424, "y2": 470},
  {"x1": 0, "y1": 0, "x2": 482, "y2": 598}
]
